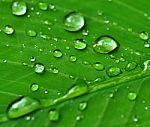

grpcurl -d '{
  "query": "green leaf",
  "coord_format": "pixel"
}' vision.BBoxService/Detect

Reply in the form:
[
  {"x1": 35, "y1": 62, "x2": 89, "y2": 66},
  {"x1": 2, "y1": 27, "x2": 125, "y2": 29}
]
[{"x1": 0, "y1": 0, "x2": 150, "y2": 127}]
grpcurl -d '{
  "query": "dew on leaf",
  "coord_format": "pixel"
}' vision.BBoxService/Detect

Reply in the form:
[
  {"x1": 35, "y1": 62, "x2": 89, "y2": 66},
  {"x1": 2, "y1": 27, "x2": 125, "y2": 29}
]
[
  {"x1": 7, "y1": 97, "x2": 40, "y2": 118},
  {"x1": 93, "y1": 62, "x2": 105, "y2": 71},
  {"x1": 26, "y1": 30, "x2": 37, "y2": 37},
  {"x1": 34, "y1": 63, "x2": 45, "y2": 74},
  {"x1": 144, "y1": 41, "x2": 150, "y2": 48},
  {"x1": 107, "y1": 67, "x2": 121, "y2": 77},
  {"x1": 38, "y1": 2, "x2": 48, "y2": 11},
  {"x1": 132, "y1": 115, "x2": 139, "y2": 122},
  {"x1": 12, "y1": 1, "x2": 27, "y2": 16},
  {"x1": 76, "y1": 114, "x2": 84, "y2": 121},
  {"x1": 30, "y1": 83, "x2": 39, "y2": 92},
  {"x1": 48, "y1": 109, "x2": 60, "y2": 122},
  {"x1": 79, "y1": 101, "x2": 88, "y2": 111},
  {"x1": 30, "y1": 56, "x2": 36, "y2": 62},
  {"x1": 74, "y1": 39, "x2": 87, "y2": 50},
  {"x1": 128, "y1": 92, "x2": 137, "y2": 101},
  {"x1": 49, "y1": 3, "x2": 56, "y2": 11},
  {"x1": 52, "y1": 67, "x2": 59, "y2": 74},
  {"x1": 125, "y1": 62, "x2": 137, "y2": 71},
  {"x1": 3, "y1": 25, "x2": 15, "y2": 35},
  {"x1": 143, "y1": 60, "x2": 150, "y2": 71},
  {"x1": 139, "y1": 32, "x2": 149, "y2": 40},
  {"x1": 53, "y1": 49, "x2": 63, "y2": 58},
  {"x1": 82, "y1": 29, "x2": 89, "y2": 36},
  {"x1": 93, "y1": 36, "x2": 118, "y2": 54},
  {"x1": 63, "y1": 12, "x2": 85, "y2": 32},
  {"x1": 69, "y1": 55, "x2": 77, "y2": 62}
]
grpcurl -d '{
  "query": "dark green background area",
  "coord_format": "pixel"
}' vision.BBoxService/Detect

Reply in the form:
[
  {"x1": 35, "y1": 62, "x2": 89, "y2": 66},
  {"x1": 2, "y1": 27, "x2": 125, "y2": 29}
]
[{"x1": 0, "y1": 0, "x2": 150, "y2": 127}]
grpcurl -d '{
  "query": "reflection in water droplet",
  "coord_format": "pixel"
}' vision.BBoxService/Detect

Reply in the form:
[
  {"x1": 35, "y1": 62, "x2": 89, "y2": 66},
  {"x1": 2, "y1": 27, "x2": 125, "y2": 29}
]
[
  {"x1": 30, "y1": 83, "x2": 39, "y2": 92},
  {"x1": 93, "y1": 62, "x2": 105, "y2": 71},
  {"x1": 12, "y1": 1, "x2": 27, "y2": 16},
  {"x1": 74, "y1": 39, "x2": 87, "y2": 50},
  {"x1": 53, "y1": 49, "x2": 63, "y2": 58},
  {"x1": 63, "y1": 12, "x2": 85, "y2": 32},
  {"x1": 34, "y1": 63, "x2": 45, "y2": 74},
  {"x1": 128, "y1": 92, "x2": 137, "y2": 101},
  {"x1": 93, "y1": 36, "x2": 118, "y2": 54},
  {"x1": 139, "y1": 32, "x2": 149, "y2": 40},
  {"x1": 107, "y1": 67, "x2": 121, "y2": 77},
  {"x1": 79, "y1": 101, "x2": 87, "y2": 111},
  {"x1": 26, "y1": 30, "x2": 37, "y2": 37},
  {"x1": 3, "y1": 25, "x2": 15, "y2": 35},
  {"x1": 48, "y1": 109, "x2": 60, "y2": 121},
  {"x1": 7, "y1": 97, "x2": 40, "y2": 118},
  {"x1": 125, "y1": 62, "x2": 137, "y2": 71},
  {"x1": 38, "y1": 2, "x2": 48, "y2": 11},
  {"x1": 69, "y1": 55, "x2": 77, "y2": 62}
]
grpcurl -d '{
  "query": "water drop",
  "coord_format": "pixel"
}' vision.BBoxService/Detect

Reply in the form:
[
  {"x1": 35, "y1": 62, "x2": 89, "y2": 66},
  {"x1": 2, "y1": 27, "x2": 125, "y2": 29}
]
[
  {"x1": 30, "y1": 83, "x2": 39, "y2": 92},
  {"x1": 38, "y1": 2, "x2": 48, "y2": 11},
  {"x1": 12, "y1": 1, "x2": 27, "y2": 16},
  {"x1": 107, "y1": 67, "x2": 121, "y2": 77},
  {"x1": 145, "y1": 106, "x2": 148, "y2": 110},
  {"x1": 52, "y1": 67, "x2": 59, "y2": 74},
  {"x1": 26, "y1": 30, "x2": 37, "y2": 37},
  {"x1": 53, "y1": 49, "x2": 63, "y2": 58},
  {"x1": 125, "y1": 62, "x2": 137, "y2": 71},
  {"x1": 30, "y1": 56, "x2": 36, "y2": 62},
  {"x1": 139, "y1": 32, "x2": 149, "y2": 40},
  {"x1": 132, "y1": 115, "x2": 139, "y2": 122},
  {"x1": 69, "y1": 55, "x2": 77, "y2": 62},
  {"x1": 93, "y1": 62, "x2": 105, "y2": 71},
  {"x1": 82, "y1": 29, "x2": 89, "y2": 36},
  {"x1": 74, "y1": 39, "x2": 87, "y2": 50},
  {"x1": 34, "y1": 63, "x2": 45, "y2": 74},
  {"x1": 7, "y1": 97, "x2": 40, "y2": 118},
  {"x1": 143, "y1": 60, "x2": 150, "y2": 71},
  {"x1": 63, "y1": 12, "x2": 85, "y2": 32},
  {"x1": 76, "y1": 114, "x2": 84, "y2": 121},
  {"x1": 128, "y1": 92, "x2": 137, "y2": 101},
  {"x1": 3, "y1": 25, "x2": 14, "y2": 35},
  {"x1": 79, "y1": 101, "x2": 87, "y2": 111},
  {"x1": 49, "y1": 3, "x2": 56, "y2": 11},
  {"x1": 144, "y1": 41, "x2": 150, "y2": 48},
  {"x1": 48, "y1": 109, "x2": 60, "y2": 122},
  {"x1": 93, "y1": 36, "x2": 118, "y2": 54}
]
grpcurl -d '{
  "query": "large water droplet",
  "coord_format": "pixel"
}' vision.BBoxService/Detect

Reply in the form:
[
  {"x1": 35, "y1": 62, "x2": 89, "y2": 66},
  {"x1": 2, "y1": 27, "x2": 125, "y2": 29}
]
[
  {"x1": 107, "y1": 67, "x2": 121, "y2": 77},
  {"x1": 7, "y1": 97, "x2": 40, "y2": 118},
  {"x1": 34, "y1": 63, "x2": 45, "y2": 74},
  {"x1": 53, "y1": 49, "x2": 63, "y2": 58},
  {"x1": 125, "y1": 62, "x2": 137, "y2": 71},
  {"x1": 93, "y1": 62, "x2": 105, "y2": 71},
  {"x1": 38, "y1": 2, "x2": 48, "y2": 11},
  {"x1": 128, "y1": 92, "x2": 137, "y2": 101},
  {"x1": 139, "y1": 32, "x2": 149, "y2": 40},
  {"x1": 12, "y1": 1, "x2": 27, "y2": 16},
  {"x1": 63, "y1": 12, "x2": 85, "y2": 32},
  {"x1": 26, "y1": 30, "x2": 37, "y2": 37},
  {"x1": 30, "y1": 83, "x2": 39, "y2": 92},
  {"x1": 48, "y1": 109, "x2": 60, "y2": 122},
  {"x1": 74, "y1": 39, "x2": 87, "y2": 50},
  {"x1": 3, "y1": 25, "x2": 15, "y2": 35},
  {"x1": 93, "y1": 36, "x2": 118, "y2": 54},
  {"x1": 79, "y1": 101, "x2": 87, "y2": 111}
]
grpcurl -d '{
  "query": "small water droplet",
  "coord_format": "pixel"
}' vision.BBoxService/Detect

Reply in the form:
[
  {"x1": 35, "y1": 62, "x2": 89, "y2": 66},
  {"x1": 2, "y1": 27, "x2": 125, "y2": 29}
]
[
  {"x1": 7, "y1": 97, "x2": 40, "y2": 118},
  {"x1": 3, "y1": 25, "x2": 15, "y2": 35},
  {"x1": 12, "y1": 1, "x2": 27, "y2": 16},
  {"x1": 38, "y1": 2, "x2": 48, "y2": 11},
  {"x1": 25, "y1": 116, "x2": 31, "y2": 121},
  {"x1": 49, "y1": 3, "x2": 56, "y2": 11},
  {"x1": 74, "y1": 39, "x2": 87, "y2": 50},
  {"x1": 30, "y1": 83, "x2": 39, "y2": 92},
  {"x1": 53, "y1": 49, "x2": 63, "y2": 58},
  {"x1": 76, "y1": 114, "x2": 84, "y2": 121},
  {"x1": 63, "y1": 12, "x2": 85, "y2": 32},
  {"x1": 44, "y1": 90, "x2": 48, "y2": 94},
  {"x1": 30, "y1": 56, "x2": 36, "y2": 62},
  {"x1": 144, "y1": 41, "x2": 150, "y2": 48},
  {"x1": 132, "y1": 115, "x2": 139, "y2": 122},
  {"x1": 79, "y1": 101, "x2": 87, "y2": 111},
  {"x1": 26, "y1": 30, "x2": 37, "y2": 37},
  {"x1": 69, "y1": 55, "x2": 77, "y2": 62},
  {"x1": 139, "y1": 32, "x2": 149, "y2": 40},
  {"x1": 3, "y1": 60, "x2": 7, "y2": 63},
  {"x1": 109, "y1": 93, "x2": 114, "y2": 98},
  {"x1": 52, "y1": 67, "x2": 59, "y2": 74},
  {"x1": 93, "y1": 62, "x2": 105, "y2": 71},
  {"x1": 48, "y1": 109, "x2": 60, "y2": 121},
  {"x1": 143, "y1": 60, "x2": 150, "y2": 71},
  {"x1": 93, "y1": 36, "x2": 118, "y2": 54},
  {"x1": 107, "y1": 67, "x2": 121, "y2": 77},
  {"x1": 82, "y1": 29, "x2": 89, "y2": 36},
  {"x1": 128, "y1": 92, "x2": 137, "y2": 101},
  {"x1": 125, "y1": 62, "x2": 137, "y2": 71},
  {"x1": 34, "y1": 63, "x2": 45, "y2": 74}
]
